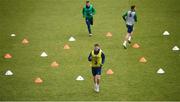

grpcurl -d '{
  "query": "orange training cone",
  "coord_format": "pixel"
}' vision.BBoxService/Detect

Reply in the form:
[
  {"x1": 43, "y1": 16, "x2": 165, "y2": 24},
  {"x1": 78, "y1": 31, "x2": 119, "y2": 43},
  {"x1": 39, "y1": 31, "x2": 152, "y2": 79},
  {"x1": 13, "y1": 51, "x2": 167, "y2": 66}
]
[
  {"x1": 22, "y1": 38, "x2": 29, "y2": 44},
  {"x1": 64, "y1": 44, "x2": 70, "y2": 49},
  {"x1": 106, "y1": 32, "x2": 112, "y2": 37},
  {"x1": 106, "y1": 69, "x2": 114, "y2": 75},
  {"x1": 132, "y1": 43, "x2": 140, "y2": 48},
  {"x1": 34, "y1": 77, "x2": 43, "y2": 84},
  {"x1": 139, "y1": 57, "x2": 147, "y2": 63},
  {"x1": 51, "y1": 61, "x2": 59, "y2": 68},
  {"x1": 4, "y1": 53, "x2": 12, "y2": 59}
]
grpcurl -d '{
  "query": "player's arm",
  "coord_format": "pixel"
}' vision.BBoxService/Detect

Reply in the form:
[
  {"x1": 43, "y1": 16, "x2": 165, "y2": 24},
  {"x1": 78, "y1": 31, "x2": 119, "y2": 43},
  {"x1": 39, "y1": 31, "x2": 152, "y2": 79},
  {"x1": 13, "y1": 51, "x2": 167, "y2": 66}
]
[
  {"x1": 134, "y1": 14, "x2": 137, "y2": 22},
  {"x1": 92, "y1": 6, "x2": 96, "y2": 15},
  {"x1": 82, "y1": 7, "x2": 85, "y2": 17},
  {"x1": 101, "y1": 52, "x2": 105, "y2": 66},
  {"x1": 88, "y1": 53, "x2": 92, "y2": 61},
  {"x1": 122, "y1": 12, "x2": 127, "y2": 21}
]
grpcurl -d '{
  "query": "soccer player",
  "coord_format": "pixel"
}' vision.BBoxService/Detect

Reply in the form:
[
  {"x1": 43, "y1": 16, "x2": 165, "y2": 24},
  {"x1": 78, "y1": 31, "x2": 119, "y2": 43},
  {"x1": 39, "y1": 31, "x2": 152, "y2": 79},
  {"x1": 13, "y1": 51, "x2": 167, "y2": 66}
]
[
  {"x1": 122, "y1": 5, "x2": 137, "y2": 49},
  {"x1": 82, "y1": 0, "x2": 96, "y2": 37},
  {"x1": 88, "y1": 44, "x2": 105, "y2": 92}
]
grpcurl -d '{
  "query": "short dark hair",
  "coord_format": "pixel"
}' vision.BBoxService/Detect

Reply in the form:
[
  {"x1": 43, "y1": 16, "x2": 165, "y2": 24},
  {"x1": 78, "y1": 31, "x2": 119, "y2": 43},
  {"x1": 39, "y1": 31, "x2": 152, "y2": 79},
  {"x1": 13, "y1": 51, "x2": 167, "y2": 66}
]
[
  {"x1": 86, "y1": 1, "x2": 90, "y2": 3},
  {"x1": 94, "y1": 43, "x2": 100, "y2": 47},
  {"x1": 131, "y1": 5, "x2": 136, "y2": 10}
]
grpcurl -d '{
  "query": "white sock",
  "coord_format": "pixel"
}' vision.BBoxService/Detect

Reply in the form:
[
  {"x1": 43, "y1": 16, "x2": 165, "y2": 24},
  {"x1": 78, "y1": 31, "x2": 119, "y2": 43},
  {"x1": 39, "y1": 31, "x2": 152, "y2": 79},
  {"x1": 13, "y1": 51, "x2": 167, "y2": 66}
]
[
  {"x1": 123, "y1": 41, "x2": 127, "y2": 46},
  {"x1": 96, "y1": 84, "x2": 100, "y2": 92},
  {"x1": 94, "y1": 83, "x2": 97, "y2": 88},
  {"x1": 128, "y1": 36, "x2": 131, "y2": 41},
  {"x1": 97, "y1": 84, "x2": 99, "y2": 89}
]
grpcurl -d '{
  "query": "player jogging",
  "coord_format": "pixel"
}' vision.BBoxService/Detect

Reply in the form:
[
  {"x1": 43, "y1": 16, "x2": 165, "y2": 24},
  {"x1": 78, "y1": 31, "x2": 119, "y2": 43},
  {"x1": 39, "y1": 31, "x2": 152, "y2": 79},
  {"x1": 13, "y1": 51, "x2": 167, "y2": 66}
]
[
  {"x1": 88, "y1": 44, "x2": 105, "y2": 92},
  {"x1": 82, "y1": 0, "x2": 96, "y2": 37},
  {"x1": 122, "y1": 5, "x2": 137, "y2": 49}
]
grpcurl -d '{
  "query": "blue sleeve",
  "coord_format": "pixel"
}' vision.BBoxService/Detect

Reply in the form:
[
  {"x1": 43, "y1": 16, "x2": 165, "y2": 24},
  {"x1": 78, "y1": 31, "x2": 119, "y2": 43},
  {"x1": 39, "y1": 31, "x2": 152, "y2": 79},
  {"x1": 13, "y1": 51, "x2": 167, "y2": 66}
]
[
  {"x1": 88, "y1": 53, "x2": 92, "y2": 61},
  {"x1": 101, "y1": 52, "x2": 105, "y2": 64}
]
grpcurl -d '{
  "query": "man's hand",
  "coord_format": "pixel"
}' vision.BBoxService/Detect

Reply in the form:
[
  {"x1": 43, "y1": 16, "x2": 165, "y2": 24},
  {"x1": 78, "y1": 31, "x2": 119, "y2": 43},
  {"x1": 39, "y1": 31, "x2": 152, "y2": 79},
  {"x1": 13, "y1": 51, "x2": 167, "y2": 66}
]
[
  {"x1": 88, "y1": 56, "x2": 92, "y2": 61},
  {"x1": 100, "y1": 64, "x2": 103, "y2": 67}
]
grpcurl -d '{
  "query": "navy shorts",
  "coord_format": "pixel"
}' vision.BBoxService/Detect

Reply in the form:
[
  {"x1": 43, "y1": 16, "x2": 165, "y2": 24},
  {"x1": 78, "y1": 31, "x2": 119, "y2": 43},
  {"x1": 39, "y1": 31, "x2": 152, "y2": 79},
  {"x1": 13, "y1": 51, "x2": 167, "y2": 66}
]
[
  {"x1": 86, "y1": 17, "x2": 93, "y2": 25},
  {"x1": 92, "y1": 67, "x2": 101, "y2": 76},
  {"x1": 126, "y1": 24, "x2": 134, "y2": 33}
]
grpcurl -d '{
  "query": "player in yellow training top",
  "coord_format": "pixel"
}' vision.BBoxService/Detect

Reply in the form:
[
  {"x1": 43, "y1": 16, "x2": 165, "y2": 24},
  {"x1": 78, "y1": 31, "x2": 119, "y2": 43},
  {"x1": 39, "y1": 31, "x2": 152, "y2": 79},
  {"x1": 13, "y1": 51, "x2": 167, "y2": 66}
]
[{"x1": 88, "y1": 44, "x2": 105, "y2": 92}]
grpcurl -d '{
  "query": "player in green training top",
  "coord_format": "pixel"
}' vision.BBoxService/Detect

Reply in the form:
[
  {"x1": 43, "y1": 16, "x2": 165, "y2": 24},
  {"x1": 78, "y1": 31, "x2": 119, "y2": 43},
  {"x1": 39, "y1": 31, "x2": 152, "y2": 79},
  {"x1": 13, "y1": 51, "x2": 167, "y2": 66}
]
[
  {"x1": 122, "y1": 5, "x2": 137, "y2": 49},
  {"x1": 82, "y1": 0, "x2": 96, "y2": 37}
]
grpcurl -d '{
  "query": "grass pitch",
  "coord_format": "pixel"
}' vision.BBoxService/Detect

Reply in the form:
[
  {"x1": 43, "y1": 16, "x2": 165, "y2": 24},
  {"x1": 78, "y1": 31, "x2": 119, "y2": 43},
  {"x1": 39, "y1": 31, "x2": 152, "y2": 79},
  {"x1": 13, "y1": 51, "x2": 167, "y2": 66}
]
[{"x1": 0, "y1": 0, "x2": 180, "y2": 101}]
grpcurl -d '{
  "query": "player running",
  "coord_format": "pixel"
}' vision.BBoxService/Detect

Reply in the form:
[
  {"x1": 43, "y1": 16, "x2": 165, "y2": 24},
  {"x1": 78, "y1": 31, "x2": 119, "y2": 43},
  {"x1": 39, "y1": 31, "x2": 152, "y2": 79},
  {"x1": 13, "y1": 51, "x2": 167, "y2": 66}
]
[
  {"x1": 122, "y1": 5, "x2": 137, "y2": 49},
  {"x1": 82, "y1": 0, "x2": 96, "y2": 37},
  {"x1": 88, "y1": 44, "x2": 105, "y2": 92}
]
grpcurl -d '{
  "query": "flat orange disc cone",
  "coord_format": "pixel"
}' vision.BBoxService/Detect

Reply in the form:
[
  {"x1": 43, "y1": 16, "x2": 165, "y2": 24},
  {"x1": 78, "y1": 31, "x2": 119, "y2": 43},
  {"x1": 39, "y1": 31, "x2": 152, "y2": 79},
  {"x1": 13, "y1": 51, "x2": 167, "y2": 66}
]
[
  {"x1": 22, "y1": 38, "x2": 29, "y2": 44},
  {"x1": 4, "y1": 53, "x2": 12, "y2": 59},
  {"x1": 34, "y1": 77, "x2": 43, "y2": 84},
  {"x1": 106, "y1": 32, "x2": 112, "y2": 37},
  {"x1": 132, "y1": 43, "x2": 140, "y2": 48},
  {"x1": 139, "y1": 57, "x2": 147, "y2": 63},
  {"x1": 51, "y1": 61, "x2": 59, "y2": 68},
  {"x1": 106, "y1": 69, "x2": 114, "y2": 75},
  {"x1": 64, "y1": 44, "x2": 70, "y2": 49}
]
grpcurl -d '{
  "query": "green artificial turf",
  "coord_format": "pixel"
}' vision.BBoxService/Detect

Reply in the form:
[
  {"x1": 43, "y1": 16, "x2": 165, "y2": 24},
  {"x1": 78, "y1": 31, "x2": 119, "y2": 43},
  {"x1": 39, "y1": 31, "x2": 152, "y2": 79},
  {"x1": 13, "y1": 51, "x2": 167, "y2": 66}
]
[{"x1": 0, "y1": 0, "x2": 180, "y2": 101}]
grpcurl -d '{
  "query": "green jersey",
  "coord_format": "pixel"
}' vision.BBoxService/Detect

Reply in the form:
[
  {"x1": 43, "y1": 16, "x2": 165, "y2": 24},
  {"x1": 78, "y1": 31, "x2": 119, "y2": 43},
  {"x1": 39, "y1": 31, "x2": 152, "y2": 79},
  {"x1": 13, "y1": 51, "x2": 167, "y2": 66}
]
[{"x1": 82, "y1": 4, "x2": 96, "y2": 19}]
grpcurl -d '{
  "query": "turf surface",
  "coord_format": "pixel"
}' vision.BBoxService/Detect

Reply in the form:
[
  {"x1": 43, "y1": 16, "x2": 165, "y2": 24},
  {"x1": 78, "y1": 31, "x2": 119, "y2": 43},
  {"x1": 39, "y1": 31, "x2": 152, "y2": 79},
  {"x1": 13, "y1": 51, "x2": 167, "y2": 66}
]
[{"x1": 0, "y1": 0, "x2": 180, "y2": 101}]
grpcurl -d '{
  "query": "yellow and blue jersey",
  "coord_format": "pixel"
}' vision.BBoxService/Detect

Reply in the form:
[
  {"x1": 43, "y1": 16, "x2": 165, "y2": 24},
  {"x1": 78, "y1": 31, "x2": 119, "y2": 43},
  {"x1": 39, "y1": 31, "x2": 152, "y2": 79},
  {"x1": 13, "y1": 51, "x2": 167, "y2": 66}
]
[{"x1": 88, "y1": 49, "x2": 105, "y2": 68}]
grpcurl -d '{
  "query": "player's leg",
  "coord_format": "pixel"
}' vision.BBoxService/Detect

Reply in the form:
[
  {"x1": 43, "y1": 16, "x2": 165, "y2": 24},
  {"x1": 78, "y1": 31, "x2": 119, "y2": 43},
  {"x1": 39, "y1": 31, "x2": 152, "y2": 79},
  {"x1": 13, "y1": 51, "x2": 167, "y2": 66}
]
[
  {"x1": 89, "y1": 17, "x2": 93, "y2": 36},
  {"x1": 93, "y1": 76, "x2": 96, "y2": 83},
  {"x1": 128, "y1": 32, "x2": 133, "y2": 43},
  {"x1": 93, "y1": 76, "x2": 97, "y2": 91},
  {"x1": 95, "y1": 68, "x2": 101, "y2": 92},
  {"x1": 123, "y1": 25, "x2": 130, "y2": 49},
  {"x1": 128, "y1": 25, "x2": 134, "y2": 43},
  {"x1": 96, "y1": 75, "x2": 100, "y2": 92},
  {"x1": 123, "y1": 25, "x2": 132, "y2": 49},
  {"x1": 92, "y1": 68, "x2": 97, "y2": 91},
  {"x1": 90, "y1": 17, "x2": 93, "y2": 25},
  {"x1": 86, "y1": 18, "x2": 92, "y2": 36}
]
